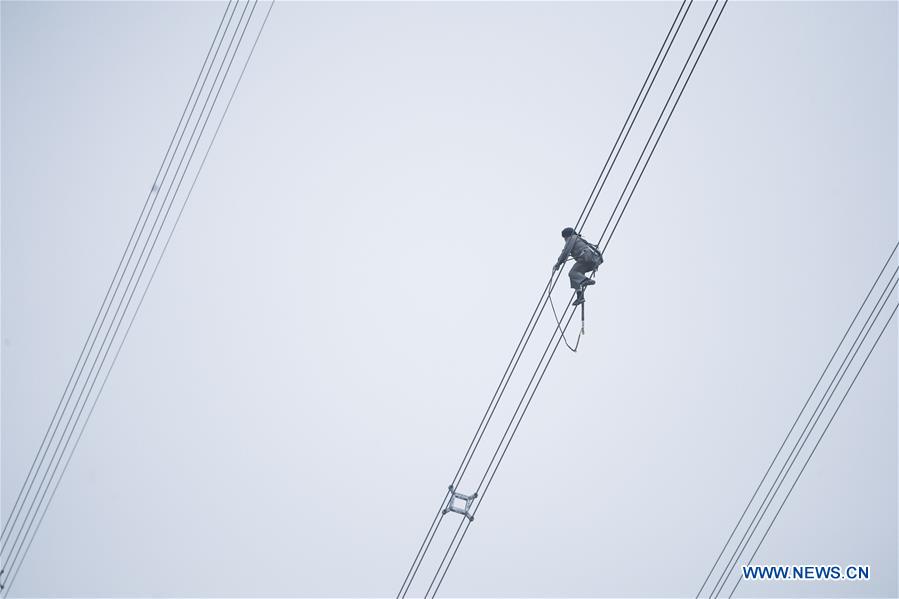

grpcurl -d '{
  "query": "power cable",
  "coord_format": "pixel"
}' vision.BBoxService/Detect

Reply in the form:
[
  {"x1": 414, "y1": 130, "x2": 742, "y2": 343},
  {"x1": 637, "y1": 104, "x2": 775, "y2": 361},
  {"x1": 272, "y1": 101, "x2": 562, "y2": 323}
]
[
  {"x1": 396, "y1": 2, "x2": 693, "y2": 595},
  {"x1": 596, "y1": 0, "x2": 721, "y2": 252},
  {"x1": 0, "y1": 3, "x2": 271, "y2": 592},
  {"x1": 706, "y1": 263, "x2": 899, "y2": 598},
  {"x1": 695, "y1": 241, "x2": 899, "y2": 598},
  {"x1": 0, "y1": 0, "x2": 236, "y2": 551},
  {"x1": 727, "y1": 303, "x2": 898, "y2": 598},
  {"x1": 427, "y1": 1, "x2": 728, "y2": 594},
  {"x1": 1, "y1": 0, "x2": 245, "y2": 570},
  {"x1": 0, "y1": 4, "x2": 276, "y2": 593},
  {"x1": 1, "y1": 2, "x2": 256, "y2": 582}
]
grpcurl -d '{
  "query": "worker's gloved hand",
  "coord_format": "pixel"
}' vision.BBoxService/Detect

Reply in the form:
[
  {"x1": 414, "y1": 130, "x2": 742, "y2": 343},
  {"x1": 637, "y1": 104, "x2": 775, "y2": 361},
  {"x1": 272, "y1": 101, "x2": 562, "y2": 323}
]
[{"x1": 552, "y1": 262, "x2": 561, "y2": 272}]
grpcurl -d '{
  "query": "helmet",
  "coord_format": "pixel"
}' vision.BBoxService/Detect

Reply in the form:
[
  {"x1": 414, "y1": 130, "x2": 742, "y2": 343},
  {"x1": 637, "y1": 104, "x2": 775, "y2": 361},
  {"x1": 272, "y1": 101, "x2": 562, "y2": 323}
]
[{"x1": 561, "y1": 227, "x2": 577, "y2": 239}]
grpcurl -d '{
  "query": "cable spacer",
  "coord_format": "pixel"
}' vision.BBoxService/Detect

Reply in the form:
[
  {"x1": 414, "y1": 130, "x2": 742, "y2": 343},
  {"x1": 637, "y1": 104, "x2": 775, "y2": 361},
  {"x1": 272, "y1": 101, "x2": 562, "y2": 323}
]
[{"x1": 442, "y1": 485, "x2": 476, "y2": 522}]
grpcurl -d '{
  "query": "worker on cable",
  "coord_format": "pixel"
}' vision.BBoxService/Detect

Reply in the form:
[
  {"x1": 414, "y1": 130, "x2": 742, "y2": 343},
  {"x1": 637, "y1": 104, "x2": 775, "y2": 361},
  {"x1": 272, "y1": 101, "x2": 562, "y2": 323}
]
[{"x1": 553, "y1": 227, "x2": 603, "y2": 306}]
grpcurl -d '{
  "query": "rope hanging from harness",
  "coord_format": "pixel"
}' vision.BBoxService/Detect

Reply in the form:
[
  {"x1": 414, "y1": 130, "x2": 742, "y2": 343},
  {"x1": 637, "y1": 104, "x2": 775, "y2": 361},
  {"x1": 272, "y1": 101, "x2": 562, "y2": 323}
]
[{"x1": 548, "y1": 265, "x2": 597, "y2": 353}]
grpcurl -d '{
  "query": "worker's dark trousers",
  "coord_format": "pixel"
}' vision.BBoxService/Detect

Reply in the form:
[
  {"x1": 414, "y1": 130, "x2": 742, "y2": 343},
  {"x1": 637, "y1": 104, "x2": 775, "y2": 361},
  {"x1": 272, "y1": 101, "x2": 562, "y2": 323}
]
[{"x1": 569, "y1": 255, "x2": 601, "y2": 289}]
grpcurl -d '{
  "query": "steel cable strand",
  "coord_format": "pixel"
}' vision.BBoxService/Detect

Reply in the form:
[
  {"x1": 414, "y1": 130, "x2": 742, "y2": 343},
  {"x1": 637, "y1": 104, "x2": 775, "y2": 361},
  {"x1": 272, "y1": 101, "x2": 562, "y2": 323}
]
[
  {"x1": 0, "y1": 1, "x2": 258, "y2": 582},
  {"x1": 707, "y1": 270, "x2": 899, "y2": 598},
  {"x1": 598, "y1": 0, "x2": 724, "y2": 252},
  {"x1": 423, "y1": 517, "x2": 468, "y2": 598},
  {"x1": 572, "y1": 0, "x2": 693, "y2": 233},
  {"x1": 549, "y1": 0, "x2": 704, "y2": 352},
  {"x1": 0, "y1": 0, "x2": 237, "y2": 551},
  {"x1": 432, "y1": 0, "x2": 691, "y2": 496},
  {"x1": 442, "y1": 0, "x2": 694, "y2": 498},
  {"x1": 707, "y1": 265, "x2": 899, "y2": 597},
  {"x1": 575, "y1": 0, "x2": 694, "y2": 233},
  {"x1": 0, "y1": 0, "x2": 242, "y2": 565},
  {"x1": 429, "y1": 1, "x2": 729, "y2": 593},
  {"x1": 405, "y1": 265, "x2": 601, "y2": 596},
  {"x1": 472, "y1": 0, "x2": 729, "y2": 536},
  {"x1": 727, "y1": 303, "x2": 899, "y2": 599},
  {"x1": 398, "y1": 5, "x2": 694, "y2": 594},
  {"x1": 0, "y1": 4, "x2": 275, "y2": 594},
  {"x1": 0, "y1": 1, "x2": 241, "y2": 562},
  {"x1": 430, "y1": 301, "x2": 581, "y2": 597},
  {"x1": 431, "y1": 518, "x2": 472, "y2": 597},
  {"x1": 425, "y1": 299, "x2": 582, "y2": 596},
  {"x1": 398, "y1": 272, "x2": 558, "y2": 598},
  {"x1": 402, "y1": 271, "x2": 584, "y2": 597},
  {"x1": 695, "y1": 241, "x2": 899, "y2": 598},
  {"x1": 427, "y1": 307, "x2": 580, "y2": 598}
]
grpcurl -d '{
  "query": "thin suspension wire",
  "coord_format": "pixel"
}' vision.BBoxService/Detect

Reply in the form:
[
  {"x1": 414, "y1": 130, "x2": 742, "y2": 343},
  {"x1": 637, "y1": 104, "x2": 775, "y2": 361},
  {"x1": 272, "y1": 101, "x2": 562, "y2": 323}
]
[
  {"x1": 0, "y1": 0, "x2": 236, "y2": 550},
  {"x1": 0, "y1": 3, "x2": 256, "y2": 575},
  {"x1": 727, "y1": 304, "x2": 899, "y2": 598},
  {"x1": 473, "y1": 289, "x2": 584, "y2": 497},
  {"x1": 431, "y1": 518, "x2": 472, "y2": 597},
  {"x1": 573, "y1": 0, "x2": 693, "y2": 233},
  {"x1": 430, "y1": 303, "x2": 580, "y2": 596},
  {"x1": 708, "y1": 266, "x2": 899, "y2": 597},
  {"x1": 723, "y1": 282, "x2": 899, "y2": 598},
  {"x1": 0, "y1": 3, "x2": 264, "y2": 588},
  {"x1": 599, "y1": 0, "x2": 722, "y2": 252},
  {"x1": 428, "y1": 293, "x2": 580, "y2": 596},
  {"x1": 430, "y1": 2, "x2": 729, "y2": 594},
  {"x1": 1, "y1": 7, "x2": 255, "y2": 583},
  {"x1": 400, "y1": 257, "x2": 564, "y2": 599},
  {"x1": 397, "y1": 2, "x2": 691, "y2": 595},
  {"x1": 696, "y1": 241, "x2": 899, "y2": 598},
  {"x1": 397, "y1": 491, "x2": 452, "y2": 599},
  {"x1": 400, "y1": 239, "x2": 561, "y2": 596},
  {"x1": 5, "y1": 0, "x2": 257, "y2": 570},
  {"x1": 707, "y1": 270, "x2": 899, "y2": 598},
  {"x1": 551, "y1": 0, "x2": 696, "y2": 350},
  {"x1": 450, "y1": 275, "x2": 555, "y2": 488},
  {"x1": 451, "y1": 0, "x2": 693, "y2": 495},
  {"x1": 1, "y1": 0, "x2": 241, "y2": 568},
  {"x1": 707, "y1": 276, "x2": 896, "y2": 597},
  {"x1": 399, "y1": 284, "x2": 560, "y2": 595},
  {"x1": 433, "y1": 301, "x2": 575, "y2": 597},
  {"x1": 475, "y1": 0, "x2": 726, "y2": 525},
  {"x1": 0, "y1": 0, "x2": 240, "y2": 560},
  {"x1": 576, "y1": 0, "x2": 694, "y2": 233},
  {"x1": 0, "y1": 4, "x2": 274, "y2": 595},
  {"x1": 423, "y1": 517, "x2": 468, "y2": 597}
]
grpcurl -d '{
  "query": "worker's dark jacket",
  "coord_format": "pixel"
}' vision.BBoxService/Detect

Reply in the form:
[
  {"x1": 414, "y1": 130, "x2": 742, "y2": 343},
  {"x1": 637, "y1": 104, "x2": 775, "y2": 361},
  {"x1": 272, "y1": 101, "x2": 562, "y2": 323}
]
[{"x1": 556, "y1": 235, "x2": 600, "y2": 267}]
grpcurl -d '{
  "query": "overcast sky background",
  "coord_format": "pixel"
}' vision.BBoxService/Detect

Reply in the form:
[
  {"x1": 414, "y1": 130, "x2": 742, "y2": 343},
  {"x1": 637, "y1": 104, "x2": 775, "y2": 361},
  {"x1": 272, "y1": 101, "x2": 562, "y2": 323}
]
[{"x1": 2, "y1": 1, "x2": 897, "y2": 597}]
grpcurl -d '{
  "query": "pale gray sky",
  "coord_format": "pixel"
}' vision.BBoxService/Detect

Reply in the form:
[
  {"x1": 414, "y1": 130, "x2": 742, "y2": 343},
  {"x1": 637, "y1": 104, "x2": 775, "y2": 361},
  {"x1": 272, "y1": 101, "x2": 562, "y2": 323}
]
[{"x1": 1, "y1": 1, "x2": 896, "y2": 597}]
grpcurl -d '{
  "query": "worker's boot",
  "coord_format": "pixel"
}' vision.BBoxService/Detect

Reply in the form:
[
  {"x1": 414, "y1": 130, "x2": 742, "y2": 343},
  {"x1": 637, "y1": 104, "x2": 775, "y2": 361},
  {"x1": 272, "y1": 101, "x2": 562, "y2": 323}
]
[
  {"x1": 572, "y1": 290, "x2": 585, "y2": 306},
  {"x1": 583, "y1": 279, "x2": 596, "y2": 287}
]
